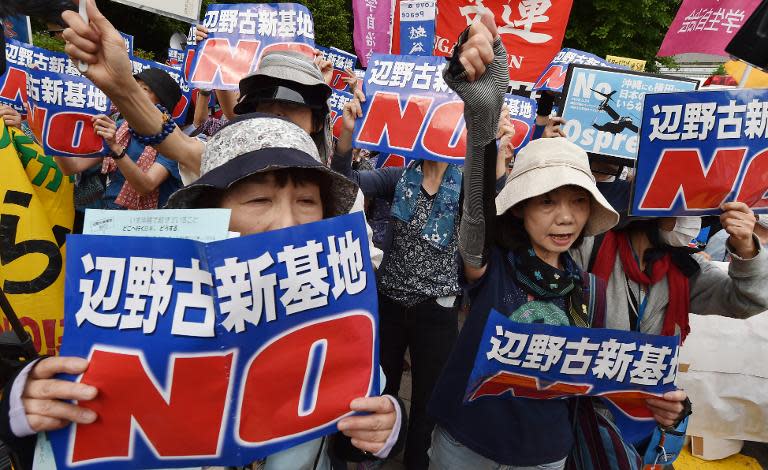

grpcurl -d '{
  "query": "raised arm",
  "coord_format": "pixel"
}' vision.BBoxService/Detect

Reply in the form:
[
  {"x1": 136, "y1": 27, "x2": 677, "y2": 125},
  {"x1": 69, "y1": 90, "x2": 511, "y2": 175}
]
[
  {"x1": 62, "y1": 0, "x2": 204, "y2": 176},
  {"x1": 443, "y1": 11, "x2": 508, "y2": 283},
  {"x1": 331, "y1": 95, "x2": 403, "y2": 200}
]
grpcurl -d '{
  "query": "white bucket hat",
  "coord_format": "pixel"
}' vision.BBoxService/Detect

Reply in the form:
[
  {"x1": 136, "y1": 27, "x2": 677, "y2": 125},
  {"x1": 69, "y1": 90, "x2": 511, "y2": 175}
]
[{"x1": 496, "y1": 137, "x2": 619, "y2": 236}]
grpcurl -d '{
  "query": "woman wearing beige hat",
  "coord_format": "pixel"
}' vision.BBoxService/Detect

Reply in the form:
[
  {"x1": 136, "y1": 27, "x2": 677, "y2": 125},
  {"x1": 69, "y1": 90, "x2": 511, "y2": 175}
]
[
  {"x1": 423, "y1": 12, "x2": 620, "y2": 470},
  {"x1": 424, "y1": 11, "x2": 695, "y2": 470}
]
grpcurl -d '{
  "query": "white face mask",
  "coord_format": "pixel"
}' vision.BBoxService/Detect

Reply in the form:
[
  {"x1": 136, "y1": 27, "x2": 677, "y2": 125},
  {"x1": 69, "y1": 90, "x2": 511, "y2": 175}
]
[{"x1": 658, "y1": 217, "x2": 701, "y2": 247}]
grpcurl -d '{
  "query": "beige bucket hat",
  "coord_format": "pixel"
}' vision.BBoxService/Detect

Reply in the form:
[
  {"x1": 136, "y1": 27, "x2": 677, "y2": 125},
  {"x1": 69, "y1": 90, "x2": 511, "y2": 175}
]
[{"x1": 496, "y1": 137, "x2": 619, "y2": 236}]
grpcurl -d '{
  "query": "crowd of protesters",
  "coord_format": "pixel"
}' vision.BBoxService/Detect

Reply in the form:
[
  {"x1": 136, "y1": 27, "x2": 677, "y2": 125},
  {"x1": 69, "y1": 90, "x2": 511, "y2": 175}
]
[{"x1": 0, "y1": 2, "x2": 767, "y2": 470}]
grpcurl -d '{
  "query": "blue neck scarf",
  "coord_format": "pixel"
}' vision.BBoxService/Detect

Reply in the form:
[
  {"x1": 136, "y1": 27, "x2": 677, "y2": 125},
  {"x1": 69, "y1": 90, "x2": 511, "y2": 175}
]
[{"x1": 391, "y1": 160, "x2": 462, "y2": 250}]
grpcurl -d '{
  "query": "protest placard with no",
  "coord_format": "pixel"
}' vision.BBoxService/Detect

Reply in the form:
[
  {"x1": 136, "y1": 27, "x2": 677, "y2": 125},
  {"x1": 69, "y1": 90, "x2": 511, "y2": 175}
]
[
  {"x1": 188, "y1": 3, "x2": 316, "y2": 91},
  {"x1": 559, "y1": 65, "x2": 698, "y2": 163},
  {"x1": 353, "y1": 54, "x2": 537, "y2": 164},
  {"x1": 316, "y1": 45, "x2": 357, "y2": 93},
  {"x1": 468, "y1": 309, "x2": 680, "y2": 443},
  {"x1": 49, "y1": 213, "x2": 379, "y2": 469},
  {"x1": 26, "y1": 67, "x2": 111, "y2": 158},
  {"x1": 532, "y1": 48, "x2": 624, "y2": 94},
  {"x1": 632, "y1": 88, "x2": 768, "y2": 216}
]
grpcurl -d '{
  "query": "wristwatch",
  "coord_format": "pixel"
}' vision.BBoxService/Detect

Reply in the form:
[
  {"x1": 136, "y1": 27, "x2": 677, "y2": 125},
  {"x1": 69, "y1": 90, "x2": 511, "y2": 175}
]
[{"x1": 113, "y1": 147, "x2": 127, "y2": 160}]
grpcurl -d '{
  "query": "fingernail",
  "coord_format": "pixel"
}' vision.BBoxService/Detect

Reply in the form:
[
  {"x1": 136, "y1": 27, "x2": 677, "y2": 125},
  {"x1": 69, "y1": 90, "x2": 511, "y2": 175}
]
[{"x1": 81, "y1": 409, "x2": 97, "y2": 423}]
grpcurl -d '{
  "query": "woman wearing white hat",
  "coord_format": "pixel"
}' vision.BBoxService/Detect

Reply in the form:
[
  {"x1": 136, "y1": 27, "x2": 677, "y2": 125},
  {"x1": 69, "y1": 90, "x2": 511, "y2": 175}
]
[{"x1": 423, "y1": 12, "x2": 620, "y2": 470}]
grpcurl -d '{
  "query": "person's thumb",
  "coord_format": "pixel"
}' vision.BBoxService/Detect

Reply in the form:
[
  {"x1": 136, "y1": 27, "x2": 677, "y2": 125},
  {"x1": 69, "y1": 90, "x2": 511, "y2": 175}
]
[{"x1": 83, "y1": 0, "x2": 116, "y2": 34}]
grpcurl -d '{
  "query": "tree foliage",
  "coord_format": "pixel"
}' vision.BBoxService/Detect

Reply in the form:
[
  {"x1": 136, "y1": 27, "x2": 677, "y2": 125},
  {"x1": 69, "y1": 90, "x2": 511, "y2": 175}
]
[{"x1": 563, "y1": 0, "x2": 683, "y2": 71}]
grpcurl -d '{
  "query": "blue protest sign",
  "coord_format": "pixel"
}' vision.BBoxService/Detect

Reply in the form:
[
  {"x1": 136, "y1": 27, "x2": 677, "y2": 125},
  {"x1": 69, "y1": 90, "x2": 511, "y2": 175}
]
[
  {"x1": 167, "y1": 48, "x2": 185, "y2": 68},
  {"x1": 1, "y1": 38, "x2": 81, "y2": 113},
  {"x1": 532, "y1": 48, "x2": 623, "y2": 93},
  {"x1": 316, "y1": 45, "x2": 357, "y2": 93},
  {"x1": 131, "y1": 56, "x2": 192, "y2": 126},
  {"x1": 560, "y1": 65, "x2": 698, "y2": 163},
  {"x1": 50, "y1": 213, "x2": 379, "y2": 470},
  {"x1": 399, "y1": 0, "x2": 436, "y2": 56},
  {"x1": 189, "y1": 3, "x2": 316, "y2": 91},
  {"x1": 119, "y1": 32, "x2": 134, "y2": 56},
  {"x1": 3, "y1": 16, "x2": 32, "y2": 44},
  {"x1": 26, "y1": 67, "x2": 111, "y2": 158},
  {"x1": 329, "y1": 89, "x2": 354, "y2": 141},
  {"x1": 353, "y1": 54, "x2": 537, "y2": 164},
  {"x1": 468, "y1": 310, "x2": 680, "y2": 443},
  {"x1": 632, "y1": 88, "x2": 768, "y2": 216}
]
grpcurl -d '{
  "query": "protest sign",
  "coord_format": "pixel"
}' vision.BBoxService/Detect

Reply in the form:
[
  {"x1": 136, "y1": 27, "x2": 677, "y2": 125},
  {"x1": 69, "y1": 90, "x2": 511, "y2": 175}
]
[
  {"x1": 399, "y1": 0, "x2": 436, "y2": 56},
  {"x1": 352, "y1": 0, "x2": 391, "y2": 67},
  {"x1": 433, "y1": 0, "x2": 573, "y2": 82},
  {"x1": 119, "y1": 32, "x2": 134, "y2": 56},
  {"x1": 26, "y1": 67, "x2": 112, "y2": 158},
  {"x1": 83, "y1": 209, "x2": 232, "y2": 242},
  {"x1": 559, "y1": 65, "x2": 698, "y2": 163},
  {"x1": 2, "y1": 16, "x2": 32, "y2": 44},
  {"x1": 49, "y1": 213, "x2": 379, "y2": 469},
  {"x1": 0, "y1": 121, "x2": 74, "y2": 356},
  {"x1": 532, "y1": 48, "x2": 621, "y2": 94},
  {"x1": 329, "y1": 89, "x2": 354, "y2": 141},
  {"x1": 606, "y1": 55, "x2": 646, "y2": 72},
  {"x1": 632, "y1": 88, "x2": 768, "y2": 217},
  {"x1": 189, "y1": 3, "x2": 316, "y2": 91},
  {"x1": 167, "y1": 48, "x2": 185, "y2": 68},
  {"x1": 468, "y1": 309, "x2": 680, "y2": 443},
  {"x1": 353, "y1": 54, "x2": 537, "y2": 164},
  {"x1": 658, "y1": 0, "x2": 761, "y2": 57},
  {"x1": 131, "y1": 56, "x2": 192, "y2": 126},
  {"x1": 109, "y1": 0, "x2": 204, "y2": 23},
  {"x1": 376, "y1": 153, "x2": 412, "y2": 168},
  {"x1": 316, "y1": 45, "x2": 357, "y2": 93},
  {"x1": 1, "y1": 38, "x2": 81, "y2": 113}
]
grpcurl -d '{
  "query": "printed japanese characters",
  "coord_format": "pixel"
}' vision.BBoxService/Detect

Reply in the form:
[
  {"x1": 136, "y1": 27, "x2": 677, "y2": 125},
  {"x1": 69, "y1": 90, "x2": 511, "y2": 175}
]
[
  {"x1": 190, "y1": 3, "x2": 316, "y2": 90},
  {"x1": 433, "y1": 0, "x2": 574, "y2": 82},
  {"x1": 50, "y1": 213, "x2": 379, "y2": 470},
  {"x1": 633, "y1": 88, "x2": 768, "y2": 216},
  {"x1": 467, "y1": 310, "x2": 680, "y2": 442},
  {"x1": 559, "y1": 65, "x2": 698, "y2": 162},
  {"x1": 353, "y1": 54, "x2": 537, "y2": 164}
]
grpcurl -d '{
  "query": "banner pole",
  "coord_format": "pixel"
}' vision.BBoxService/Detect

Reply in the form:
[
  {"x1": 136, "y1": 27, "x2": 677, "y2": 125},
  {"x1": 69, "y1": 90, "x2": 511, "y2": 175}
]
[{"x1": 739, "y1": 64, "x2": 753, "y2": 87}]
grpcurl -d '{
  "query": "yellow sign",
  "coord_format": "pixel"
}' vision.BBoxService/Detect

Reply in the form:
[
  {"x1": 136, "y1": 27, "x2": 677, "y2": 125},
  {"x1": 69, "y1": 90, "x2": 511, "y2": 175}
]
[
  {"x1": 606, "y1": 55, "x2": 647, "y2": 72},
  {"x1": 725, "y1": 60, "x2": 768, "y2": 88},
  {"x1": 0, "y1": 121, "x2": 74, "y2": 356}
]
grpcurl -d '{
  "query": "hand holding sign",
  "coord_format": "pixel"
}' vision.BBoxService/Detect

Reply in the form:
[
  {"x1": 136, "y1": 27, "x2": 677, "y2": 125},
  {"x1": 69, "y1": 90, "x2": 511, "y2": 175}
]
[
  {"x1": 645, "y1": 389, "x2": 687, "y2": 428},
  {"x1": 543, "y1": 116, "x2": 567, "y2": 139},
  {"x1": 22, "y1": 357, "x2": 97, "y2": 432},
  {"x1": 314, "y1": 51, "x2": 334, "y2": 86},
  {"x1": 457, "y1": 10, "x2": 497, "y2": 82},
  {"x1": 92, "y1": 114, "x2": 118, "y2": 151},
  {"x1": 338, "y1": 396, "x2": 397, "y2": 453},
  {"x1": 721, "y1": 201, "x2": 758, "y2": 259},
  {"x1": 61, "y1": 0, "x2": 134, "y2": 97},
  {"x1": 0, "y1": 104, "x2": 22, "y2": 129}
]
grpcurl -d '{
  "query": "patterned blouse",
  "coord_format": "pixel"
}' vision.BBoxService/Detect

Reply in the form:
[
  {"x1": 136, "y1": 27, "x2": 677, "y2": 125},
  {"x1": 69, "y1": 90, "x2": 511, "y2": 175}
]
[{"x1": 377, "y1": 187, "x2": 461, "y2": 307}]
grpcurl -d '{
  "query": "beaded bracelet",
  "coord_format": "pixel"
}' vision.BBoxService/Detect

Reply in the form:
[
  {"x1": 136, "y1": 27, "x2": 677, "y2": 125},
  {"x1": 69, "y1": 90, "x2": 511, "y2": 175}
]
[{"x1": 128, "y1": 104, "x2": 176, "y2": 146}]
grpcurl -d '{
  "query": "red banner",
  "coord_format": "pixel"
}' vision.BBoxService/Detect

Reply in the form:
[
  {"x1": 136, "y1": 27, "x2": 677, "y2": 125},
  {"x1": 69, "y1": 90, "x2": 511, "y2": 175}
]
[{"x1": 433, "y1": 0, "x2": 574, "y2": 83}]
